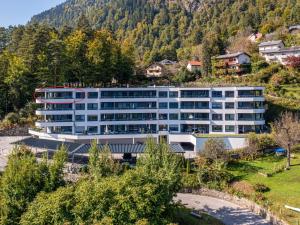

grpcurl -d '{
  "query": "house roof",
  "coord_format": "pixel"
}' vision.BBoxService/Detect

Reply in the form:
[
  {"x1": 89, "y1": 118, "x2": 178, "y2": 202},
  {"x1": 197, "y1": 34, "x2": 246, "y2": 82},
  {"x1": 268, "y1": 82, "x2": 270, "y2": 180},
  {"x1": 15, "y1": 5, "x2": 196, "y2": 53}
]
[
  {"x1": 258, "y1": 40, "x2": 283, "y2": 47},
  {"x1": 260, "y1": 46, "x2": 300, "y2": 54},
  {"x1": 188, "y1": 61, "x2": 202, "y2": 66},
  {"x1": 289, "y1": 25, "x2": 300, "y2": 32},
  {"x1": 159, "y1": 59, "x2": 177, "y2": 65},
  {"x1": 215, "y1": 52, "x2": 250, "y2": 60}
]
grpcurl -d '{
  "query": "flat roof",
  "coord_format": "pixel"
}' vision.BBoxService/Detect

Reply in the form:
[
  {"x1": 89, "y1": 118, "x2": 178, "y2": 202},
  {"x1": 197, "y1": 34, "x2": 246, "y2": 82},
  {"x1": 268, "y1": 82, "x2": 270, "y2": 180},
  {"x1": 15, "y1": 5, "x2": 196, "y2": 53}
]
[
  {"x1": 13, "y1": 138, "x2": 185, "y2": 155},
  {"x1": 258, "y1": 40, "x2": 283, "y2": 47},
  {"x1": 215, "y1": 52, "x2": 250, "y2": 59}
]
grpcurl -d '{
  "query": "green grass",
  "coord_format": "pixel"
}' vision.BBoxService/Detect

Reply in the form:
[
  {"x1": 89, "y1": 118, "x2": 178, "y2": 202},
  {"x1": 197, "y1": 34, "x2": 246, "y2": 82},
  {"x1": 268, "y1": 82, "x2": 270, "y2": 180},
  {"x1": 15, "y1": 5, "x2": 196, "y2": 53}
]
[
  {"x1": 281, "y1": 84, "x2": 300, "y2": 100},
  {"x1": 174, "y1": 207, "x2": 224, "y2": 225},
  {"x1": 227, "y1": 153, "x2": 300, "y2": 224}
]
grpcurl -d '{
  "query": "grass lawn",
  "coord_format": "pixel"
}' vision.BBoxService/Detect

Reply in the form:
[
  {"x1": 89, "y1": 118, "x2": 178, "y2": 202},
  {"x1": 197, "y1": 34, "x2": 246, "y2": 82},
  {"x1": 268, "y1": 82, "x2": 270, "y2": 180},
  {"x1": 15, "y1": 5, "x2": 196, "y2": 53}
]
[
  {"x1": 281, "y1": 84, "x2": 300, "y2": 100},
  {"x1": 174, "y1": 207, "x2": 224, "y2": 225},
  {"x1": 227, "y1": 153, "x2": 300, "y2": 224}
]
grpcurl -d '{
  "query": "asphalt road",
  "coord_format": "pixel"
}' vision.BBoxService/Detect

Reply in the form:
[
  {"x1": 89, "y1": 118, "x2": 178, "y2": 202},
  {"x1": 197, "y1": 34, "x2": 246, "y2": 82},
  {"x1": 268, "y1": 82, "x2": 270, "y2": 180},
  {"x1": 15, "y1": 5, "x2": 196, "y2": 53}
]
[{"x1": 175, "y1": 193, "x2": 271, "y2": 225}]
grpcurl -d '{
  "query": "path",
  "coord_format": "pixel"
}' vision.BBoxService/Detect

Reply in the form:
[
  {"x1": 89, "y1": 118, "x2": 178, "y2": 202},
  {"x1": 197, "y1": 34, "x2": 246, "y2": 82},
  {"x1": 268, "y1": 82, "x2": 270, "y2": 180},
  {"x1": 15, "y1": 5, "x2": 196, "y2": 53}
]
[{"x1": 175, "y1": 193, "x2": 271, "y2": 225}]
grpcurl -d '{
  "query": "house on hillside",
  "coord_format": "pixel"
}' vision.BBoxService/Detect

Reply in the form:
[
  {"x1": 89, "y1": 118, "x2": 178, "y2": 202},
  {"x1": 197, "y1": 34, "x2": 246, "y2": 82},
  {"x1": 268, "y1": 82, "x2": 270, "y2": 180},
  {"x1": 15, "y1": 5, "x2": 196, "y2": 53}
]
[
  {"x1": 258, "y1": 40, "x2": 284, "y2": 52},
  {"x1": 289, "y1": 25, "x2": 300, "y2": 34},
  {"x1": 213, "y1": 52, "x2": 251, "y2": 75},
  {"x1": 248, "y1": 33, "x2": 263, "y2": 43},
  {"x1": 146, "y1": 59, "x2": 179, "y2": 78},
  {"x1": 186, "y1": 61, "x2": 202, "y2": 72},
  {"x1": 259, "y1": 40, "x2": 300, "y2": 65}
]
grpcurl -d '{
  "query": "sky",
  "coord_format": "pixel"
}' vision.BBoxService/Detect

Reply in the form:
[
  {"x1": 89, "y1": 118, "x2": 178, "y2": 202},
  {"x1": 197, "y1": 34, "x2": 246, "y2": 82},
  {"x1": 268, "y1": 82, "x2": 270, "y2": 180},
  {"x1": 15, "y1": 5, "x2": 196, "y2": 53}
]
[{"x1": 0, "y1": 0, "x2": 66, "y2": 27}]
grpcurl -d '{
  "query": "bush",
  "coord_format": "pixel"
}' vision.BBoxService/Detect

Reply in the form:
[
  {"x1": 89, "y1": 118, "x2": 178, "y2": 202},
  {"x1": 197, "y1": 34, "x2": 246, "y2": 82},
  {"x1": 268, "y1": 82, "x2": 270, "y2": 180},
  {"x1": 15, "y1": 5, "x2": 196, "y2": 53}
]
[
  {"x1": 181, "y1": 173, "x2": 200, "y2": 189},
  {"x1": 3, "y1": 112, "x2": 20, "y2": 125},
  {"x1": 201, "y1": 138, "x2": 228, "y2": 162},
  {"x1": 198, "y1": 164, "x2": 233, "y2": 190},
  {"x1": 253, "y1": 183, "x2": 270, "y2": 193}
]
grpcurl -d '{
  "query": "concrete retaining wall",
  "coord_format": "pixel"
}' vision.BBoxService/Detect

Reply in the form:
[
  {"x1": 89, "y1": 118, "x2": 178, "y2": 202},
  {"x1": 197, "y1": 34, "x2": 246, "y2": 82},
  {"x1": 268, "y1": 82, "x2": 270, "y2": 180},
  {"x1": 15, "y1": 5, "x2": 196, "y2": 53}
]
[{"x1": 181, "y1": 188, "x2": 288, "y2": 225}]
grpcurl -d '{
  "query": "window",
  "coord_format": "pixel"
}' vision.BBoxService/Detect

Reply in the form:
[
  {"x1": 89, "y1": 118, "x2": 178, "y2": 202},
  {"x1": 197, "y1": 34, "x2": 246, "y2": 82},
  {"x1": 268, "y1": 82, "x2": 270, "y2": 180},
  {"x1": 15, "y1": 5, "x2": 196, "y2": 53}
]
[
  {"x1": 212, "y1": 114, "x2": 223, "y2": 121},
  {"x1": 225, "y1": 91, "x2": 235, "y2": 97},
  {"x1": 87, "y1": 115, "x2": 98, "y2": 121},
  {"x1": 212, "y1": 91, "x2": 222, "y2": 98},
  {"x1": 87, "y1": 103, "x2": 98, "y2": 110},
  {"x1": 159, "y1": 102, "x2": 168, "y2": 109},
  {"x1": 75, "y1": 115, "x2": 85, "y2": 122},
  {"x1": 159, "y1": 114, "x2": 168, "y2": 120},
  {"x1": 169, "y1": 113, "x2": 178, "y2": 120},
  {"x1": 88, "y1": 92, "x2": 98, "y2": 99},
  {"x1": 75, "y1": 103, "x2": 85, "y2": 110},
  {"x1": 225, "y1": 125, "x2": 235, "y2": 132},
  {"x1": 225, "y1": 114, "x2": 235, "y2": 121},
  {"x1": 212, "y1": 102, "x2": 223, "y2": 109},
  {"x1": 169, "y1": 102, "x2": 178, "y2": 109},
  {"x1": 159, "y1": 91, "x2": 168, "y2": 98},
  {"x1": 159, "y1": 124, "x2": 168, "y2": 131},
  {"x1": 169, "y1": 124, "x2": 179, "y2": 132},
  {"x1": 169, "y1": 91, "x2": 178, "y2": 98},
  {"x1": 87, "y1": 126, "x2": 98, "y2": 133},
  {"x1": 75, "y1": 126, "x2": 85, "y2": 134},
  {"x1": 212, "y1": 125, "x2": 223, "y2": 132},
  {"x1": 225, "y1": 102, "x2": 235, "y2": 109},
  {"x1": 76, "y1": 92, "x2": 85, "y2": 99},
  {"x1": 181, "y1": 90, "x2": 209, "y2": 98}
]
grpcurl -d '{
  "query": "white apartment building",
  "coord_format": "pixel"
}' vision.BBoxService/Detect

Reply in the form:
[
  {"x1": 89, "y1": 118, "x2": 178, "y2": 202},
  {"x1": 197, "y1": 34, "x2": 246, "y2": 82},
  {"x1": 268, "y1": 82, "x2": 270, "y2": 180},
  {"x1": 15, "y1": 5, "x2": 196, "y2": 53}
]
[
  {"x1": 30, "y1": 86, "x2": 265, "y2": 150},
  {"x1": 259, "y1": 40, "x2": 300, "y2": 65}
]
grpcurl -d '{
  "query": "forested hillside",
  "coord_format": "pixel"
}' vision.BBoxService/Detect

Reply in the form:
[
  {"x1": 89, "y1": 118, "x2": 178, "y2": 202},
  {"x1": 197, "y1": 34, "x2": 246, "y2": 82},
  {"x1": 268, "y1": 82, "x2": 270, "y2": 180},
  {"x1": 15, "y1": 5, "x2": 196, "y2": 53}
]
[{"x1": 31, "y1": 0, "x2": 300, "y2": 63}]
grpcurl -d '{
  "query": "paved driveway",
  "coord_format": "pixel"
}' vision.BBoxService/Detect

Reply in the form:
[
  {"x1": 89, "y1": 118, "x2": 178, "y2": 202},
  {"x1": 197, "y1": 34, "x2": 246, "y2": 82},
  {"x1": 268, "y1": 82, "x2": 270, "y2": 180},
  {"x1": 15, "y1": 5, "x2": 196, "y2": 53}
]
[{"x1": 175, "y1": 193, "x2": 271, "y2": 225}]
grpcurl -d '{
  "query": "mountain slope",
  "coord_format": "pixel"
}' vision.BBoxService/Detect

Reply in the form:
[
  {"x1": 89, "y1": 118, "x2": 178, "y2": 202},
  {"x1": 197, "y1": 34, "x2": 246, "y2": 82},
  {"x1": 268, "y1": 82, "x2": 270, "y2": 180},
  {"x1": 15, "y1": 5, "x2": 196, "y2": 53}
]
[{"x1": 30, "y1": 0, "x2": 300, "y2": 62}]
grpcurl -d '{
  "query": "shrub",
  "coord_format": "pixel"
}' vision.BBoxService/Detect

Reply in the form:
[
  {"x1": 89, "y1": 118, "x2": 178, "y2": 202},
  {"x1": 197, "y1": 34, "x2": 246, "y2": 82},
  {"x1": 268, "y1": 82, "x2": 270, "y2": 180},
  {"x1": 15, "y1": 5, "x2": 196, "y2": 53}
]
[
  {"x1": 198, "y1": 164, "x2": 233, "y2": 190},
  {"x1": 181, "y1": 173, "x2": 200, "y2": 189},
  {"x1": 231, "y1": 181, "x2": 254, "y2": 197},
  {"x1": 201, "y1": 138, "x2": 228, "y2": 162},
  {"x1": 253, "y1": 183, "x2": 270, "y2": 193},
  {"x1": 3, "y1": 112, "x2": 20, "y2": 125}
]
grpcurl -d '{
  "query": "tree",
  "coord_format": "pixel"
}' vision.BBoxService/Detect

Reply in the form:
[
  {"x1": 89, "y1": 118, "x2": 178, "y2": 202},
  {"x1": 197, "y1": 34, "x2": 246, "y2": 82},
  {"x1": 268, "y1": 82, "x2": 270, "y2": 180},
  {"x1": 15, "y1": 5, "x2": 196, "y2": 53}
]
[
  {"x1": 0, "y1": 146, "x2": 44, "y2": 225},
  {"x1": 272, "y1": 112, "x2": 300, "y2": 169},
  {"x1": 201, "y1": 138, "x2": 228, "y2": 163},
  {"x1": 88, "y1": 141, "x2": 121, "y2": 180}
]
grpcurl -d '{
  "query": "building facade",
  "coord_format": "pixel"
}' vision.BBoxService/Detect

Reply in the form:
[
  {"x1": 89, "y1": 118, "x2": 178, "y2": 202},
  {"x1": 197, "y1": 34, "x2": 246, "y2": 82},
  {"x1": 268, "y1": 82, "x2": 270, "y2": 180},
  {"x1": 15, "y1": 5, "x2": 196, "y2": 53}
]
[
  {"x1": 30, "y1": 86, "x2": 266, "y2": 145},
  {"x1": 213, "y1": 52, "x2": 251, "y2": 75},
  {"x1": 259, "y1": 40, "x2": 300, "y2": 65}
]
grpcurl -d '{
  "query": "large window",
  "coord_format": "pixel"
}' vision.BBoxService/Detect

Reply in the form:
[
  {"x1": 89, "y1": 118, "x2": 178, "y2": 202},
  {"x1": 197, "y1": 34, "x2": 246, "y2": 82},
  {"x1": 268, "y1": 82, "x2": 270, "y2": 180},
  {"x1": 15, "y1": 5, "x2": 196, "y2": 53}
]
[
  {"x1": 169, "y1": 124, "x2": 179, "y2": 132},
  {"x1": 181, "y1": 113, "x2": 209, "y2": 120},
  {"x1": 101, "y1": 91, "x2": 157, "y2": 98},
  {"x1": 169, "y1": 113, "x2": 178, "y2": 120},
  {"x1": 225, "y1": 114, "x2": 235, "y2": 121},
  {"x1": 169, "y1": 91, "x2": 178, "y2": 98},
  {"x1": 169, "y1": 102, "x2": 178, "y2": 109},
  {"x1": 212, "y1": 102, "x2": 223, "y2": 109},
  {"x1": 225, "y1": 125, "x2": 235, "y2": 132},
  {"x1": 75, "y1": 115, "x2": 85, "y2": 122},
  {"x1": 212, "y1": 114, "x2": 223, "y2": 121},
  {"x1": 159, "y1": 102, "x2": 168, "y2": 109},
  {"x1": 76, "y1": 92, "x2": 85, "y2": 99},
  {"x1": 212, "y1": 125, "x2": 223, "y2": 132},
  {"x1": 87, "y1": 126, "x2": 98, "y2": 134},
  {"x1": 225, "y1": 102, "x2": 235, "y2": 109},
  {"x1": 46, "y1": 92, "x2": 73, "y2": 99},
  {"x1": 159, "y1": 91, "x2": 168, "y2": 98},
  {"x1": 181, "y1": 90, "x2": 209, "y2": 98},
  {"x1": 46, "y1": 115, "x2": 72, "y2": 122},
  {"x1": 180, "y1": 101, "x2": 209, "y2": 109},
  {"x1": 238, "y1": 101, "x2": 264, "y2": 109},
  {"x1": 75, "y1": 103, "x2": 85, "y2": 110},
  {"x1": 101, "y1": 102, "x2": 157, "y2": 110},
  {"x1": 87, "y1": 115, "x2": 98, "y2": 121},
  {"x1": 46, "y1": 104, "x2": 73, "y2": 111},
  {"x1": 238, "y1": 113, "x2": 264, "y2": 121},
  {"x1": 212, "y1": 91, "x2": 222, "y2": 98},
  {"x1": 159, "y1": 114, "x2": 168, "y2": 120},
  {"x1": 238, "y1": 90, "x2": 263, "y2": 97},
  {"x1": 87, "y1": 103, "x2": 98, "y2": 110},
  {"x1": 75, "y1": 126, "x2": 85, "y2": 134},
  {"x1": 225, "y1": 91, "x2": 235, "y2": 98},
  {"x1": 88, "y1": 92, "x2": 98, "y2": 99}
]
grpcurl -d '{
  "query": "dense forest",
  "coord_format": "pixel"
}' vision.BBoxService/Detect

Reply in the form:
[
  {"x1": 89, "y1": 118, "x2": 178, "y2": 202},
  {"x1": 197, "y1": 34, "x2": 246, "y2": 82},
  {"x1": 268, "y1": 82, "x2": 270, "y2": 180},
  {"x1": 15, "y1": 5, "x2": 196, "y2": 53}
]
[
  {"x1": 30, "y1": 0, "x2": 300, "y2": 63},
  {"x1": 0, "y1": 20, "x2": 135, "y2": 118}
]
